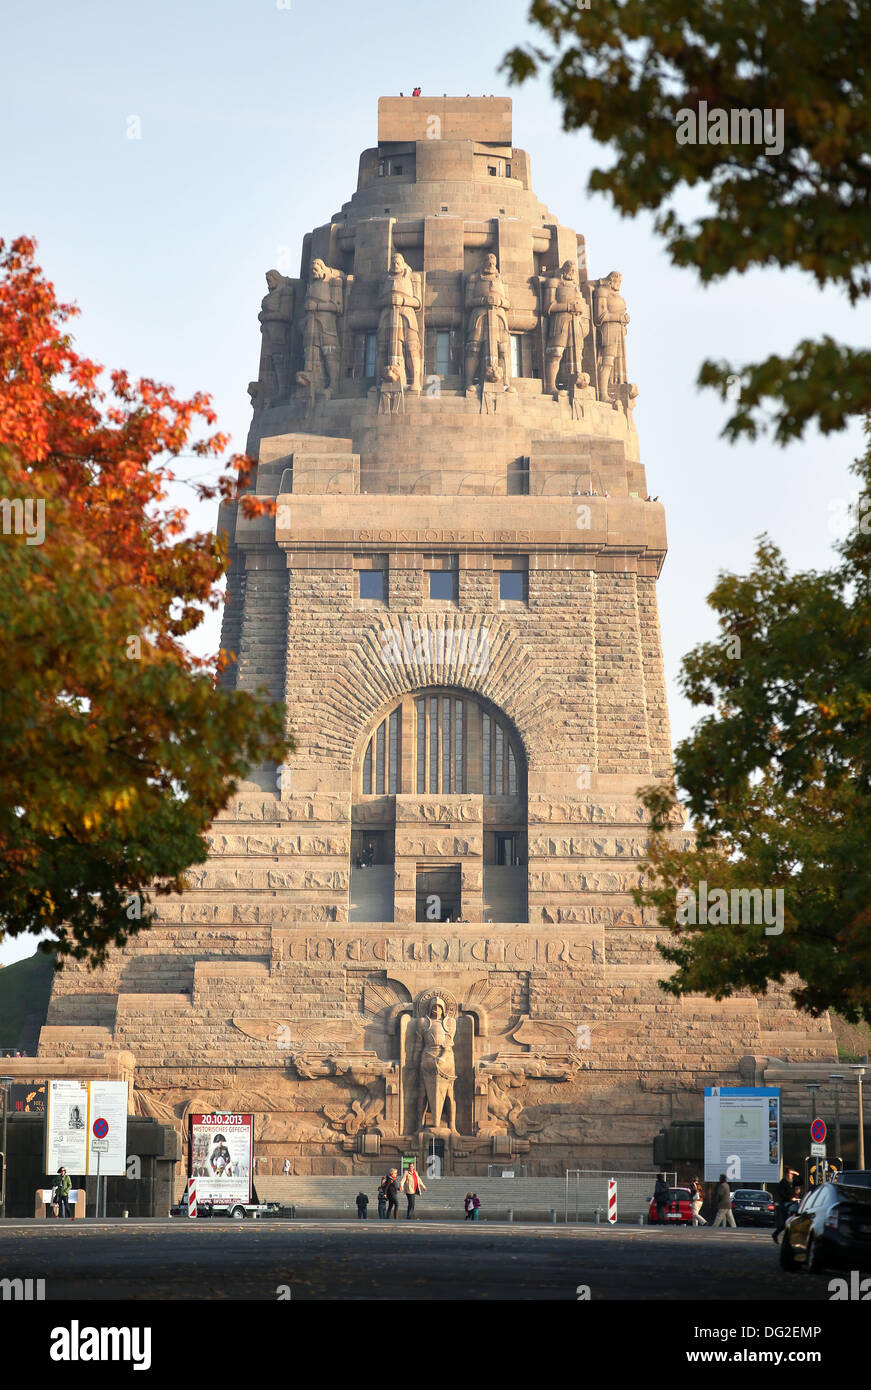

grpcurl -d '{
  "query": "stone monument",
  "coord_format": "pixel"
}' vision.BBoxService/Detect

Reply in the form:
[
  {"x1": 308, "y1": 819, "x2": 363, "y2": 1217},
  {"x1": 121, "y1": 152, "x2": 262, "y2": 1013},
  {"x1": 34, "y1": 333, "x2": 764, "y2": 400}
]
[{"x1": 40, "y1": 97, "x2": 837, "y2": 1180}]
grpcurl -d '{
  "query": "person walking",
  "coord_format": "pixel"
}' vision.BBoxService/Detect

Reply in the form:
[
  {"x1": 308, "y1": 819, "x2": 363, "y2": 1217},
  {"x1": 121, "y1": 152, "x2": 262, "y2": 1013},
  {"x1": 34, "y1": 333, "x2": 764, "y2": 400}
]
[
  {"x1": 355, "y1": 1190, "x2": 369, "y2": 1220},
  {"x1": 384, "y1": 1168, "x2": 400, "y2": 1220},
  {"x1": 772, "y1": 1168, "x2": 799, "y2": 1244},
  {"x1": 53, "y1": 1167, "x2": 72, "y2": 1219},
  {"x1": 691, "y1": 1177, "x2": 707, "y2": 1227},
  {"x1": 400, "y1": 1161, "x2": 427, "y2": 1218},
  {"x1": 712, "y1": 1174, "x2": 736, "y2": 1228},
  {"x1": 282, "y1": 1159, "x2": 291, "y2": 1176},
  {"x1": 464, "y1": 1192, "x2": 474, "y2": 1220},
  {"x1": 377, "y1": 1178, "x2": 388, "y2": 1219},
  {"x1": 471, "y1": 1192, "x2": 481, "y2": 1222},
  {"x1": 653, "y1": 1172, "x2": 670, "y2": 1226}
]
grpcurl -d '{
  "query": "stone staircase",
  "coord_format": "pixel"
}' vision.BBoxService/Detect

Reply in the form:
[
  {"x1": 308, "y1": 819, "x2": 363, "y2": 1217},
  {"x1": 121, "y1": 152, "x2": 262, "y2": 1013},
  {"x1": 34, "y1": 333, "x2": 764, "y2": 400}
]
[{"x1": 252, "y1": 1174, "x2": 657, "y2": 1220}]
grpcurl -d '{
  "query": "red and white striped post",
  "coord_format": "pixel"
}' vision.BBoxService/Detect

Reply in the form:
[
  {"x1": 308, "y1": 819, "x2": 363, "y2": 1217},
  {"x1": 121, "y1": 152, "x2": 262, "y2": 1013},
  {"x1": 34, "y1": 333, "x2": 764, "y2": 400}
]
[
  {"x1": 187, "y1": 1178, "x2": 197, "y2": 1218},
  {"x1": 607, "y1": 1179, "x2": 617, "y2": 1225}
]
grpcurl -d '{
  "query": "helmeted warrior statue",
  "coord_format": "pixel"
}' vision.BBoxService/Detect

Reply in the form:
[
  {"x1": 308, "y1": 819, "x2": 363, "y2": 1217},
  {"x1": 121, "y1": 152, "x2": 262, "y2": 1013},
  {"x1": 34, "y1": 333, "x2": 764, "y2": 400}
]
[
  {"x1": 375, "y1": 251, "x2": 422, "y2": 392},
  {"x1": 593, "y1": 270, "x2": 630, "y2": 402},
  {"x1": 464, "y1": 251, "x2": 513, "y2": 390},
  {"x1": 543, "y1": 258, "x2": 590, "y2": 397},
  {"x1": 255, "y1": 269, "x2": 295, "y2": 406},
  {"x1": 296, "y1": 258, "x2": 344, "y2": 398}
]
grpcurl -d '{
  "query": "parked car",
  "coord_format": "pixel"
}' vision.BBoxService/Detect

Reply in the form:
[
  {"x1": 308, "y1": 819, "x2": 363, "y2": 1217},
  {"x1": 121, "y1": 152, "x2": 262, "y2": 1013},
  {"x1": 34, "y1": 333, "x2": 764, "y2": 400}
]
[
  {"x1": 648, "y1": 1186, "x2": 693, "y2": 1224},
  {"x1": 731, "y1": 1189, "x2": 776, "y2": 1227},
  {"x1": 780, "y1": 1178, "x2": 871, "y2": 1273}
]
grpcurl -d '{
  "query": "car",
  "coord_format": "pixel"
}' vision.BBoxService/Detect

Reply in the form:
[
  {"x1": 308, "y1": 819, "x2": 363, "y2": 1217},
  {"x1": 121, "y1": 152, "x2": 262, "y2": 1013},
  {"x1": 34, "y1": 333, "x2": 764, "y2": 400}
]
[
  {"x1": 648, "y1": 1186, "x2": 693, "y2": 1224},
  {"x1": 780, "y1": 1179, "x2": 871, "y2": 1274},
  {"x1": 833, "y1": 1169, "x2": 871, "y2": 1188},
  {"x1": 731, "y1": 1188, "x2": 776, "y2": 1227}
]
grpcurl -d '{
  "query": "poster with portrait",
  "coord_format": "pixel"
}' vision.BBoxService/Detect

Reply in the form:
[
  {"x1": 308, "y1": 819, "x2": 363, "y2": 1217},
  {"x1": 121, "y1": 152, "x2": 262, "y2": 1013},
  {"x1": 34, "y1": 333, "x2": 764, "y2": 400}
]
[{"x1": 189, "y1": 1114, "x2": 253, "y2": 1205}]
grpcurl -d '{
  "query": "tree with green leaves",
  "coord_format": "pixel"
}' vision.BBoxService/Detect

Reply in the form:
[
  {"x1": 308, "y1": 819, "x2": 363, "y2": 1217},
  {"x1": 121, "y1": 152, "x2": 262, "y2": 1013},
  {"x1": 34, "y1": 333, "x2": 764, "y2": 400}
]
[
  {"x1": 0, "y1": 238, "x2": 290, "y2": 967},
  {"x1": 633, "y1": 428, "x2": 871, "y2": 1023},
  {"x1": 504, "y1": 0, "x2": 871, "y2": 442}
]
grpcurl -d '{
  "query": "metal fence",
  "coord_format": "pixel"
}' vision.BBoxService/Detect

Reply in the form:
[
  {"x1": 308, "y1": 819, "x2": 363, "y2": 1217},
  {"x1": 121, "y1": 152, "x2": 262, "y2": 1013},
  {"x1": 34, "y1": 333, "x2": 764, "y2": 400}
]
[{"x1": 565, "y1": 1169, "x2": 677, "y2": 1223}]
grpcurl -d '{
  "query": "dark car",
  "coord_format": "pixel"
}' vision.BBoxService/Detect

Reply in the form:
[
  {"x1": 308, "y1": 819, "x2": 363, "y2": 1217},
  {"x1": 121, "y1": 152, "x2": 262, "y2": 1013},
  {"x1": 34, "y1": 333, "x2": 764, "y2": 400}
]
[
  {"x1": 648, "y1": 1186, "x2": 693, "y2": 1225},
  {"x1": 833, "y1": 1169, "x2": 871, "y2": 1188},
  {"x1": 731, "y1": 1189, "x2": 776, "y2": 1227},
  {"x1": 780, "y1": 1179, "x2": 871, "y2": 1274}
]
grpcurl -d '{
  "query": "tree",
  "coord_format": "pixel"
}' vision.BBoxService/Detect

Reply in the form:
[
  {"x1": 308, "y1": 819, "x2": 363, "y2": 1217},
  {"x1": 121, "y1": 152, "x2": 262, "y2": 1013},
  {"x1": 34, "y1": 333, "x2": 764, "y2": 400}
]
[
  {"x1": 633, "y1": 428, "x2": 871, "y2": 1023},
  {"x1": 504, "y1": 0, "x2": 871, "y2": 442},
  {"x1": 0, "y1": 237, "x2": 290, "y2": 966}
]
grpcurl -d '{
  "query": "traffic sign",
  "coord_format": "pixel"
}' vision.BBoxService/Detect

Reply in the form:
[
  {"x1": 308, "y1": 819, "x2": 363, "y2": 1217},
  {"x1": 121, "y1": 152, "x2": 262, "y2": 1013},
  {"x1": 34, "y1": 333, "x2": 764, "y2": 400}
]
[
  {"x1": 810, "y1": 1117, "x2": 826, "y2": 1143},
  {"x1": 811, "y1": 1141, "x2": 827, "y2": 1157},
  {"x1": 92, "y1": 1116, "x2": 109, "y2": 1139},
  {"x1": 91, "y1": 1139, "x2": 109, "y2": 1153}
]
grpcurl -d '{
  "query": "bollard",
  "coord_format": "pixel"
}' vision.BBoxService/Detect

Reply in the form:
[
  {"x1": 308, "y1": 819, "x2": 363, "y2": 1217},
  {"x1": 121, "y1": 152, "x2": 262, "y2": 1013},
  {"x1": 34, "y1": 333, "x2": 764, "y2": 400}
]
[
  {"x1": 638, "y1": 1213, "x2": 644, "y2": 1225},
  {"x1": 122, "y1": 1210, "x2": 129, "y2": 1220},
  {"x1": 550, "y1": 1208, "x2": 557, "y2": 1224},
  {"x1": 594, "y1": 1209, "x2": 600, "y2": 1225},
  {"x1": 507, "y1": 1208, "x2": 513, "y2": 1223}
]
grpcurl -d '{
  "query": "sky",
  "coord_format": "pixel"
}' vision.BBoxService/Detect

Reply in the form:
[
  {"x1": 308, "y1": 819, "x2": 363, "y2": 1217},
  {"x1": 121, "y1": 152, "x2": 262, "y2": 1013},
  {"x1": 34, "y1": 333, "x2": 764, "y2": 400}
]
[{"x1": 1, "y1": 0, "x2": 864, "y2": 966}]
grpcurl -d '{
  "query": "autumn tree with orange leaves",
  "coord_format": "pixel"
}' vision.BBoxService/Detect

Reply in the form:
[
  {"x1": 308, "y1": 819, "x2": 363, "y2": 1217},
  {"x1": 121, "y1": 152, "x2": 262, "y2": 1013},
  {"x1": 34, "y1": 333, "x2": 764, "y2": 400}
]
[{"x1": 0, "y1": 237, "x2": 289, "y2": 966}]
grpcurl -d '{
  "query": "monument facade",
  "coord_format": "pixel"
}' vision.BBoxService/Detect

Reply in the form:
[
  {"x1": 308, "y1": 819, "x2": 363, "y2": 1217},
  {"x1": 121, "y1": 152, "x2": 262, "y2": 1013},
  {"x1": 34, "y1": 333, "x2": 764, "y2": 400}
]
[{"x1": 41, "y1": 98, "x2": 836, "y2": 1177}]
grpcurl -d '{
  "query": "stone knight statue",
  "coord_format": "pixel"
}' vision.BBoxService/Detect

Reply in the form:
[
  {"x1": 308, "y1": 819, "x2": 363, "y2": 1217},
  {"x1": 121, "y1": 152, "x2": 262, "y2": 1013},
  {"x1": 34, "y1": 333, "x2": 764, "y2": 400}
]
[
  {"x1": 464, "y1": 251, "x2": 513, "y2": 390},
  {"x1": 296, "y1": 257, "x2": 344, "y2": 398},
  {"x1": 543, "y1": 258, "x2": 590, "y2": 397},
  {"x1": 593, "y1": 269, "x2": 630, "y2": 402},
  {"x1": 255, "y1": 269, "x2": 295, "y2": 406},
  {"x1": 375, "y1": 251, "x2": 422, "y2": 392},
  {"x1": 409, "y1": 995, "x2": 458, "y2": 1133}
]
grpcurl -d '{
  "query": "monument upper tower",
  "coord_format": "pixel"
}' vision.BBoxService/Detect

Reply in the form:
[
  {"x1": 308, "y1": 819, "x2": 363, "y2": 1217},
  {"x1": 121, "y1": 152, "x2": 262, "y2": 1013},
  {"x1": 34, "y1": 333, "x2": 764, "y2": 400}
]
[{"x1": 41, "y1": 98, "x2": 837, "y2": 1180}]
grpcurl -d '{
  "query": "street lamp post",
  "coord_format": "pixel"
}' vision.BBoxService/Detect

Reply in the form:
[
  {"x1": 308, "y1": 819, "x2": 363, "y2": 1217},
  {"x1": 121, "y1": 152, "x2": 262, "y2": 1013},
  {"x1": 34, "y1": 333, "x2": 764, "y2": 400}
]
[
  {"x1": 806, "y1": 1082, "x2": 821, "y2": 1184},
  {"x1": 851, "y1": 1066, "x2": 866, "y2": 1170},
  {"x1": 829, "y1": 1073, "x2": 844, "y2": 1166}
]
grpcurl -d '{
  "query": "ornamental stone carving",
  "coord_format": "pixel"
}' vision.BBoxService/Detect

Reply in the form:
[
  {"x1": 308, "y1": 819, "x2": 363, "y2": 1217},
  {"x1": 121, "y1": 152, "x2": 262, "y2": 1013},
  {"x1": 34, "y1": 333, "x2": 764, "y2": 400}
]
[
  {"x1": 255, "y1": 269, "x2": 295, "y2": 406},
  {"x1": 593, "y1": 269, "x2": 630, "y2": 402},
  {"x1": 464, "y1": 252, "x2": 514, "y2": 390},
  {"x1": 543, "y1": 259, "x2": 590, "y2": 397},
  {"x1": 376, "y1": 252, "x2": 422, "y2": 391},
  {"x1": 296, "y1": 258, "x2": 344, "y2": 398}
]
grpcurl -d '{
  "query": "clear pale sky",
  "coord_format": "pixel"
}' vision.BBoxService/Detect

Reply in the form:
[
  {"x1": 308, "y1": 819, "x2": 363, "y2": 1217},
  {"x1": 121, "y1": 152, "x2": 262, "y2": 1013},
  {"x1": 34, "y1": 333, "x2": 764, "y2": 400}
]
[{"x1": 1, "y1": 0, "x2": 863, "y2": 965}]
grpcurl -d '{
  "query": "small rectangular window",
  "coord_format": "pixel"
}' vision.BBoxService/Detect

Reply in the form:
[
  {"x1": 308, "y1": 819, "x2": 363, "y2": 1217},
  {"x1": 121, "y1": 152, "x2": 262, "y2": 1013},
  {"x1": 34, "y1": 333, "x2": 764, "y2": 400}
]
[
  {"x1": 499, "y1": 571, "x2": 527, "y2": 602},
  {"x1": 429, "y1": 571, "x2": 457, "y2": 601},
  {"x1": 510, "y1": 334, "x2": 522, "y2": 379},
  {"x1": 416, "y1": 699, "x2": 426, "y2": 794},
  {"x1": 506, "y1": 162, "x2": 512, "y2": 178},
  {"x1": 360, "y1": 570, "x2": 385, "y2": 600},
  {"x1": 436, "y1": 331, "x2": 451, "y2": 376},
  {"x1": 364, "y1": 333, "x2": 377, "y2": 377},
  {"x1": 393, "y1": 163, "x2": 403, "y2": 175}
]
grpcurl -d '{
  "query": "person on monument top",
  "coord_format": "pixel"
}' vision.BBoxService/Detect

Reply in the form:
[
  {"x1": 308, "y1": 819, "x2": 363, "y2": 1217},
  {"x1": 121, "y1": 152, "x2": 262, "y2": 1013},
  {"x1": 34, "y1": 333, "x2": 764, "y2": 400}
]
[{"x1": 412, "y1": 86, "x2": 421, "y2": 96}]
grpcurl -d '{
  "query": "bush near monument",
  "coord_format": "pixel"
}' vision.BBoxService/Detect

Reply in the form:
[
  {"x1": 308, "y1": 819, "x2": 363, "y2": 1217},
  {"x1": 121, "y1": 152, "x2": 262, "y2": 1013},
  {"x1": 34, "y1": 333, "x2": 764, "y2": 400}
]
[
  {"x1": 634, "y1": 430, "x2": 871, "y2": 1024},
  {"x1": 504, "y1": 0, "x2": 871, "y2": 443},
  {"x1": 0, "y1": 237, "x2": 290, "y2": 967}
]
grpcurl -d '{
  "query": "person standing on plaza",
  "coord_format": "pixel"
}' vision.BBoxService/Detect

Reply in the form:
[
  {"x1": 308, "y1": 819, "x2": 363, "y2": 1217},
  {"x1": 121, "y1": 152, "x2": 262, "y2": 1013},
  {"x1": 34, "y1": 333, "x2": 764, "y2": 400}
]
[
  {"x1": 53, "y1": 1167, "x2": 72, "y2": 1219},
  {"x1": 772, "y1": 1168, "x2": 799, "y2": 1243},
  {"x1": 377, "y1": 1177, "x2": 388, "y2": 1219},
  {"x1": 400, "y1": 1161, "x2": 427, "y2": 1219},
  {"x1": 355, "y1": 1189, "x2": 369, "y2": 1220},
  {"x1": 471, "y1": 1193, "x2": 481, "y2": 1222},
  {"x1": 712, "y1": 1174, "x2": 736, "y2": 1228},
  {"x1": 691, "y1": 1177, "x2": 707, "y2": 1227},
  {"x1": 653, "y1": 1173, "x2": 670, "y2": 1225},
  {"x1": 384, "y1": 1168, "x2": 400, "y2": 1220},
  {"x1": 464, "y1": 1192, "x2": 474, "y2": 1220}
]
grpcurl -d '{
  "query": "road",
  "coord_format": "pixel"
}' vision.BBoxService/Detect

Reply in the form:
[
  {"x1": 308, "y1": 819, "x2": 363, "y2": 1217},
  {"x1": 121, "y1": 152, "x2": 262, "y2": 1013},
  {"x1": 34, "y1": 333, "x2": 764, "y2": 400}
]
[{"x1": 0, "y1": 1219, "x2": 840, "y2": 1300}]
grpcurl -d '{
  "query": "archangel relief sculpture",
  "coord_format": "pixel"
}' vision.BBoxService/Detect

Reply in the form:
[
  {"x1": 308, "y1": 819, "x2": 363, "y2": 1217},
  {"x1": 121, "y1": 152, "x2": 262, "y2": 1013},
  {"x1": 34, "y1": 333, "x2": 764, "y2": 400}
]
[
  {"x1": 464, "y1": 251, "x2": 514, "y2": 391},
  {"x1": 296, "y1": 257, "x2": 344, "y2": 399},
  {"x1": 408, "y1": 992, "x2": 459, "y2": 1134},
  {"x1": 593, "y1": 269, "x2": 630, "y2": 402},
  {"x1": 254, "y1": 269, "x2": 295, "y2": 406},
  {"x1": 376, "y1": 251, "x2": 422, "y2": 392},
  {"x1": 543, "y1": 258, "x2": 590, "y2": 398}
]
